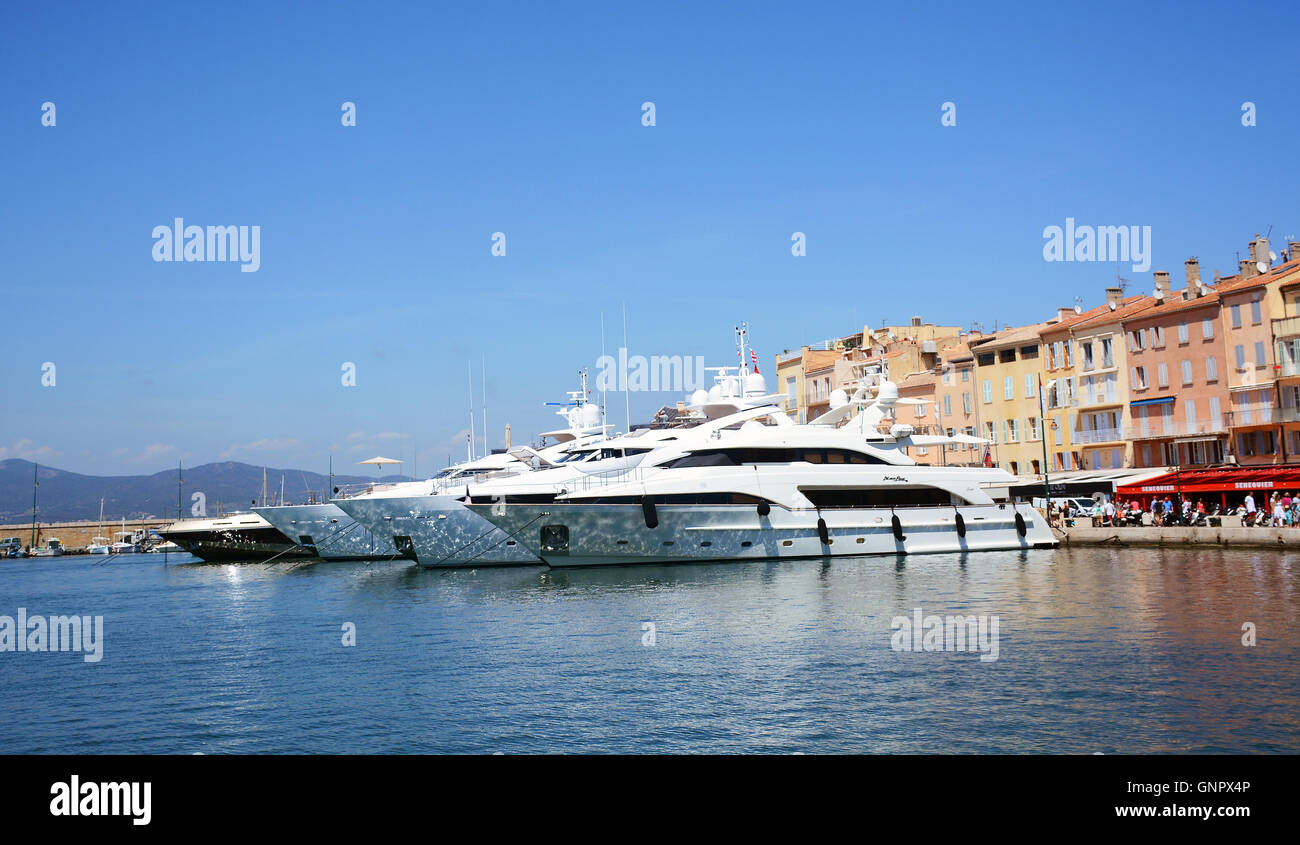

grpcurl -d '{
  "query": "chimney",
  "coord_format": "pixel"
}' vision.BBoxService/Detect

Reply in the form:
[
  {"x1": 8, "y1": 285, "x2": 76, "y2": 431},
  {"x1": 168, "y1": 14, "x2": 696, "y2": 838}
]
[
  {"x1": 1241, "y1": 258, "x2": 1257, "y2": 279},
  {"x1": 1058, "y1": 307, "x2": 1075, "y2": 322},
  {"x1": 1153, "y1": 270, "x2": 1172, "y2": 297},
  {"x1": 1184, "y1": 257, "x2": 1200, "y2": 286},
  {"x1": 910, "y1": 316, "x2": 922, "y2": 328},
  {"x1": 1289, "y1": 241, "x2": 1300, "y2": 263},
  {"x1": 1105, "y1": 286, "x2": 1124, "y2": 309}
]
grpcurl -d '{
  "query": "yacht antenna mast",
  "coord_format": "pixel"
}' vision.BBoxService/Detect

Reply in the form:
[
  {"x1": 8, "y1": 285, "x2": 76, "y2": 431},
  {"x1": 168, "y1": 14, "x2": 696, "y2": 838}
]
[
  {"x1": 482, "y1": 354, "x2": 488, "y2": 458},
  {"x1": 467, "y1": 359, "x2": 475, "y2": 462},
  {"x1": 622, "y1": 302, "x2": 631, "y2": 434}
]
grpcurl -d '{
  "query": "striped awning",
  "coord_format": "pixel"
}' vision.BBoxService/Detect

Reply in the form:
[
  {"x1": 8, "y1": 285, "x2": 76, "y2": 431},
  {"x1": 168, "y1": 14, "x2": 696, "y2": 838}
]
[{"x1": 1130, "y1": 396, "x2": 1175, "y2": 407}]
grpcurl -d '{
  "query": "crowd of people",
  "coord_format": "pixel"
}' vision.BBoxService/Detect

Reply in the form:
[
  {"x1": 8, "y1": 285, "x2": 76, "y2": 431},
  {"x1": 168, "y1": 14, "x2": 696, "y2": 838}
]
[{"x1": 1051, "y1": 491, "x2": 1300, "y2": 529}]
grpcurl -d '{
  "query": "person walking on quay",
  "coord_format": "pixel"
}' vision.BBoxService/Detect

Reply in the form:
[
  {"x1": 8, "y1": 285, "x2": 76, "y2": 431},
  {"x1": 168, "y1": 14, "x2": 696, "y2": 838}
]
[
  {"x1": 1243, "y1": 492, "x2": 1257, "y2": 527},
  {"x1": 1103, "y1": 498, "x2": 1116, "y2": 527},
  {"x1": 1273, "y1": 495, "x2": 1285, "y2": 528}
]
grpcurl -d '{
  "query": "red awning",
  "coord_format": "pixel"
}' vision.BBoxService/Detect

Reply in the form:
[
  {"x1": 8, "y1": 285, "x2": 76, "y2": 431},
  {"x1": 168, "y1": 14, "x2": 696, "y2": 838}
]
[{"x1": 1116, "y1": 466, "x2": 1300, "y2": 497}]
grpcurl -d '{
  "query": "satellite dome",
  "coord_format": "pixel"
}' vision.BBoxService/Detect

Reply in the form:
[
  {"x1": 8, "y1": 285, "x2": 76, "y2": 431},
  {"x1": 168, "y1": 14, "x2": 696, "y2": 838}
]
[
  {"x1": 689, "y1": 388, "x2": 708, "y2": 407},
  {"x1": 744, "y1": 372, "x2": 766, "y2": 396},
  {"x1": 829, "y1": 388, "x2": 848, "y2": 409}
]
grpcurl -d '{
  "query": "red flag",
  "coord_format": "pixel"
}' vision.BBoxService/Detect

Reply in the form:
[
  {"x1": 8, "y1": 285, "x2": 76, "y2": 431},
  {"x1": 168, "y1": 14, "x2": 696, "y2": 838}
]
[
  {"x1": 983, "y1": 446, "x2": 993, "y2": 468},
  {"x1": 750, "y1": 349, "x2": 760, "y2": 374}
]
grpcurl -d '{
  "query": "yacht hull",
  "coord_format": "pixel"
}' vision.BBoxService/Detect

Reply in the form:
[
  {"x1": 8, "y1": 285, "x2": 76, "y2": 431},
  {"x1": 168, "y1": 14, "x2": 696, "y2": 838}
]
[
  {"x1": 334, "y1": 494, "x2": 543, "y2": 567},
  {"x1": 471, "y1": 502, "x2": 1057, "y2": 567},
  {"x1": 253, "y1": 504, "x2": 399, "y2": 561}
]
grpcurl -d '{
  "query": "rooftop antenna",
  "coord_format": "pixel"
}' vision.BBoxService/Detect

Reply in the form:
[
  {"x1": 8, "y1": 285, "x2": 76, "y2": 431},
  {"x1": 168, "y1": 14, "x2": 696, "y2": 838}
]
[
  {"x1": 1115, "y1": 270, "x2": 1129, "y2": 294},
  {"x1": 1073, "y1": 296, "x2": 1083, "y2": 315}
]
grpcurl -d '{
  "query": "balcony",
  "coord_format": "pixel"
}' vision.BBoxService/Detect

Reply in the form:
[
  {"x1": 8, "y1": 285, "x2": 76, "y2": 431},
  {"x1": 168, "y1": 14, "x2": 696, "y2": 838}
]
[
  {"x1": 1225, "y1": 408, "x2": 1276, "y2": 427},
  {"x1": 1071, "y1": 428, "x2": 1123, "y2": 444},
  {"x1": 1272, "y1": 316, "x2": 1300, "y2": 339},
  {"x1": 1123, "y1": 416, "x2": 1229, "y2": 440}
]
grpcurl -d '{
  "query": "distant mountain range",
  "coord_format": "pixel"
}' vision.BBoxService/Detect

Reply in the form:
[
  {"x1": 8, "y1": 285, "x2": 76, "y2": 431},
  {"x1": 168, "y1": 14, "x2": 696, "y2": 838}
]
[{"x1": 0, "y1": 459, "x2": 414, "y2": 523}]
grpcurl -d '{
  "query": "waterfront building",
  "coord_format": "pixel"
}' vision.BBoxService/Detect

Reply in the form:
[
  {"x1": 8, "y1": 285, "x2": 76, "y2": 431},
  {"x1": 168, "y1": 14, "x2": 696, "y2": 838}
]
[
  {"x1": 1219, "y1": 236, "x2": 1300, "y2": 464},
  {"x1": 968, "y1": 321, "x2": 1055, "y2": 476},
  {"x1": 1055, "y1": 288, "x2": 1151, "y2": 470},
  {"x1": 1122, "y1": 260, "x2": 1231, "y2": 468}
]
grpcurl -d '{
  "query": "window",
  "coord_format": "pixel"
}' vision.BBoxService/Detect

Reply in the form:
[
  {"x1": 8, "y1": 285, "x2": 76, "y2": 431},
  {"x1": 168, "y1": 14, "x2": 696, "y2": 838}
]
[
  {"x1": 1185, "y1": 398, "x2": 1197, "y2": 424},
  {"x1": 1101, "y1": 337, "x2": 1114, "y2": 367},
  {"x1": 943, "y1": 395, "x2": 952, "y2": 417},
  {"x1": 1130, "y1": 331, "x2": 1145, "y2": 351},
  {"x1": 961, "y1": 369, "x2": 969, "y2": 382},
  {"x1": 982, "y1": 380, "x2": 992, "y2": 403},
  {"x1": 1209, "y1": 396, "x2": 1221, "y2": 425},
  {"x1": 978, "y1": 352, "x2": 995, "y2": 366},
  {"x1": 984, "y1": 421, "x2": 997, "y2": 443},
  {"x1": 1251, "y1": 298, "x2": 1262, "y2": 324},
  {"x1": 1177, "y1": 322, "x2": 1189, "y2": 344},
  {"x1": 1029, "y1": 416, "x2": 1040, "y2": 440},
  {"x1": 1021, "y1": 345, "x2": 1039, "y2": 359},
  {"x1": 999, "y1": 348, "x2": 1017, "y2": 363},
  {"x1": 1065, "y1": 341, "x2": 1074, "y2": 367},
  {"x1": 1231, "y1": 304, "x2": 1242, "y2": 328},
  {"x1": 941, "y1": 369, "x2": 952, "y2": 386},
  {"x1": 1235, "y1": 344, "x2": 1246, "y2": 369},
  {"x1": 1082, "y1": 341, "x2": 1094, "y2": 370},
  {"x1": 1151, "y1": 330, "x2": 1162, "y2": 351},
  {"x1": 1132, "y1": 366, "x2": 1147, "y2": 389},
  {"x1": 1025, "y1": 373, "x2": 1036, "y2": 398},
  {"x1": 1053, "y1": 416, "x2": 1062, "y2": 446},
  {"x1": 1005, "y1": 419, "x2": 1021, "y2": 442},
  {"x1": 1255, "y1": 341, "x2": 1267, "y2": 368},
  {"x1": 1181, "y1": 360, "x2": 1193, "y2": 385},
  {"x1": 1202, "y1": 318, "x2": 1214, "y2": 340},
  {"x1": 914, "y1": 401, "x2": 927, "y2": 418},
  {"x1": 1004, "y1": 376, "x2": 1014, "y2": 400},
  {"x1": 1157, "y1": 363, "x2": 1169, "y2": 388},
  {"x1": 1205, "y1": 356, "x2": 1217, "y2": 382},
  {"x1": 962, "y1": 392, "x2": 972, "y2": 414}
]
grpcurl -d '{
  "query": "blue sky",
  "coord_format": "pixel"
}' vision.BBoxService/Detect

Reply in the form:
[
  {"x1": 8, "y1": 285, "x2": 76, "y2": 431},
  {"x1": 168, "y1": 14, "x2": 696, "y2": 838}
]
[{"x1": 3, "y1": 0, "x2": 1298, "y2": 477}]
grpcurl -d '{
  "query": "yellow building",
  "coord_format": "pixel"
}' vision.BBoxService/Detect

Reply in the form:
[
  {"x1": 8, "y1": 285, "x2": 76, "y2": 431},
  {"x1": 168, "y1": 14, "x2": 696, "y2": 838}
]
[{"x1": 968, "y1": 322, "x2": 1053, "y2": 476}]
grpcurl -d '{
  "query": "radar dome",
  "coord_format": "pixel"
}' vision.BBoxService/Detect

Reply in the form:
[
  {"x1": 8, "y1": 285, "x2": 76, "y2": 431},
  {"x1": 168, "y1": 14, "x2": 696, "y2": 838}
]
[
  {"x1": 744, "y1": 372, "x2": 767, "y2": 396},
  {"x1": 582, "y1": 404, "x2": 601, "y2": 427},
  {"x1": 689, "y1": 389, "x2": 709, "y2": 407},
  {"x1": 876, "y1": 379, "x2": 899, "y2": 403},
  {"x1": 828, "y1": 388, "x2": 848, "y2": 409}
]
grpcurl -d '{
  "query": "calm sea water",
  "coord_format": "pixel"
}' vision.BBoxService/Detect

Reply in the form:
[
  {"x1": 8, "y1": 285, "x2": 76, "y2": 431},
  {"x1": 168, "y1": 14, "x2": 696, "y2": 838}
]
[{"x1": 1, "y1": 547, "x2": 1297, "y2": 754}]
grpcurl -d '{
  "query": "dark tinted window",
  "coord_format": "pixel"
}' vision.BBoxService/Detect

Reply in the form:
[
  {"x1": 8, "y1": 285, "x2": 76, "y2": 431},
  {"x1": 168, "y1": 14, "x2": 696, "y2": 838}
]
[{"x1": 801, "y1": 487, "x2": 954, "y2": 508}]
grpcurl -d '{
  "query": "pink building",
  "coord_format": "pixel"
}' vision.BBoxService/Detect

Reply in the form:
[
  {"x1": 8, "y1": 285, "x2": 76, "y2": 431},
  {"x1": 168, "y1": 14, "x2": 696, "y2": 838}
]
[{"x1": 1122, "y1": 261, "x2": 1230, "y2": 468}]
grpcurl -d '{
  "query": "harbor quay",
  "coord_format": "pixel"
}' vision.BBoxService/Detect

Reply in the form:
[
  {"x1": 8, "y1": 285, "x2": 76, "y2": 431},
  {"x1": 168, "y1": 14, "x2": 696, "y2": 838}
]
[
  {"x1": 0, "y1": 520, "x2": 170, "y2": 555},
  {"x1": 1057, "y1": 524, "x2": 1300, "y2": 549}
]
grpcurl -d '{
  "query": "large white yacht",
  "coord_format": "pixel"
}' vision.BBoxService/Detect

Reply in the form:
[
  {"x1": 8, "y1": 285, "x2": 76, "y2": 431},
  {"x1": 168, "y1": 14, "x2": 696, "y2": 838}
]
[
  {"x1": 333, "y1": 372, "x2": 615, "y2": 566},
  {"x1": 336, "y1": 334, "x2": 793, "y2": 568},
  {"x1": 252, "y1": 501, "x2": 400, "y2": 561},
  {"x1": 469, "y1": 378, "x2": 1057, "y2": 567}
]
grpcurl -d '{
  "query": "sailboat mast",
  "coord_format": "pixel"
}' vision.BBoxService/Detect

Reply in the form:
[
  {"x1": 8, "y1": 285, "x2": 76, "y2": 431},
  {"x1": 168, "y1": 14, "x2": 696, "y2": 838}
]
[
  {"x1": 30, "y1": 463, "x2": 37, "y2": 549},
  {"x1": 482, "y1": 354, "x2": 488, "y2": 458}
]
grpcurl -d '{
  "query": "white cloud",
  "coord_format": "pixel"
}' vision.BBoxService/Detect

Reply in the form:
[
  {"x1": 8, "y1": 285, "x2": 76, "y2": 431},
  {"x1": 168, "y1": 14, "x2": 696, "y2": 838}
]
[{"x1": 0, "y1": 439, "x2": 59, "y2": 461}]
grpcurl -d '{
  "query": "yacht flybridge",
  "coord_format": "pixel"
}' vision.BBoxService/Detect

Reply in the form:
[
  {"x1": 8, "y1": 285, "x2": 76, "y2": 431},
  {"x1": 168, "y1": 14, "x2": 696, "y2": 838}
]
[{"x1": 467, "y1": 375, "x2": 1056, "y2": 567}]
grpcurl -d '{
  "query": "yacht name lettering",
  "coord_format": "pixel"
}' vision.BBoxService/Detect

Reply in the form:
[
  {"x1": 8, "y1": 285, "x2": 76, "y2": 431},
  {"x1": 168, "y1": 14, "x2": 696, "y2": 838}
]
[{"x1": 882, "y1": 475, "x2": 909, "y2": 482}]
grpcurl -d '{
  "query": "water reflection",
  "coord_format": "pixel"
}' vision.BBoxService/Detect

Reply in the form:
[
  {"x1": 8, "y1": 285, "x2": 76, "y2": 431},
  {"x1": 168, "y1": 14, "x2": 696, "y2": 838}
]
[{"x1": 0, "y1": 547, "x2": 1296, "y2": 753}]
